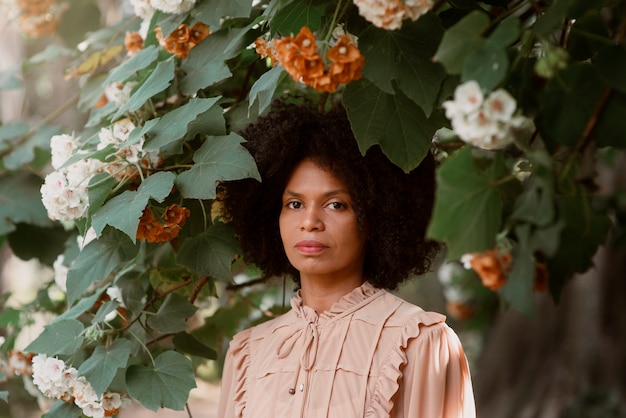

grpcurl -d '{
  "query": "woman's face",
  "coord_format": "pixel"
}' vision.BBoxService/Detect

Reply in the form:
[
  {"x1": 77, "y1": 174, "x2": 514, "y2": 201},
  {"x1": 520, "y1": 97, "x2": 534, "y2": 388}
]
[{"x1": 279, "y1": 159, "x2": 367, "y2": 283}]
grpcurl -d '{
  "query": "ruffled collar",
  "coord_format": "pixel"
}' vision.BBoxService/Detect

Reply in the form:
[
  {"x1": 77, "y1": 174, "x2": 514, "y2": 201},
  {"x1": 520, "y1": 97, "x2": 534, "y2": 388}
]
[{"x1": 291, "y1": 281, "x2": 384, "y2": 323}]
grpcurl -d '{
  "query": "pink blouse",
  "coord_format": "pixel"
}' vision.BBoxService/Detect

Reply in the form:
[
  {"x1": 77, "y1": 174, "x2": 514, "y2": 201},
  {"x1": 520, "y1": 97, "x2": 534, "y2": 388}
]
[{"x1": 218, "y1": 282, "x2": 475, "y2": 417}]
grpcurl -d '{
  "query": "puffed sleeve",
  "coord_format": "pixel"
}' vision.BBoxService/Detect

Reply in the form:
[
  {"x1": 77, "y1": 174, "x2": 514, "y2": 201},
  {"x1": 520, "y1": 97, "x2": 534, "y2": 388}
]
[
  {"x1": 218, "y1": 328, "x2": 252, "y2": 418},
  {"x1": 396, "y1": 321, "x2": 475, "y2": 418}
]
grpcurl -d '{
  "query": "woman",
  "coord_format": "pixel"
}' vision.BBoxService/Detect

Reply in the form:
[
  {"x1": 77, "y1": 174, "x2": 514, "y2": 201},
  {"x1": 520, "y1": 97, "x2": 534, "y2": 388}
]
[{"x1": 218, "y1": 103, "x2": 475, "y2": 417}]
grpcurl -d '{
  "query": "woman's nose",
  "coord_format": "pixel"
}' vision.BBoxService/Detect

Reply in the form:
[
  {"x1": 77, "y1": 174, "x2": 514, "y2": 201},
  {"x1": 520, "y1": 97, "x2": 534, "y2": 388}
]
[{"x1": 300, "y1": 207, "x2": 324, "y2": 231}]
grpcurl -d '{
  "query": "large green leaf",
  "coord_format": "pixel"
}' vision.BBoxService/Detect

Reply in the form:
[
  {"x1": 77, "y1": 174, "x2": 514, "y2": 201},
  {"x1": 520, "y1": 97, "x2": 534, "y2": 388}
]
[
  {"x1": 360, "y1": 15, "x2": 445, "y2": 116},
  {"x1": 88, "y1": 173, "x2": 117, "y2": 216},
  {"x1": 113, "y1": 57, "x2": 175, "y2": 119},
  {"x1": 126, "y1": 351, "x2": 197, "y2": 412},
  {"x1": 0, "y1": 67, "x2": 23, "y2": 90},
  {"x1": 536, "y1": 64, "x2": 605, "y2": 148},
  {"x1": 176, "y1": 133, "x2": 260, "y2": 199},
  {"x1": 510, "y1": 151, "x2": 555, "y2": 227},
  {"x1": 55, "y1": 288, "x2": 106, "y2": 322},
  {"x1": 248, "y1": 66, "x2": 289, "y2": 116},
  {"x1": 78, "y1": 338, "x2": 133, "y2": 397},
  {"x1": 194, "y1": 0, "x2": 253, "y2": 28},
  {"x1": 269, "y1": 0, "x2": 328, "y2": 35},
  {"x1": 0, "y1": 172, "x2": 52, "y2": 235},
  {"x1": 461, "y1": 43, "x2": 509, "y2": 91},
  {"x1": 177, "y1": 222, "x2": 241, "y2": 280},
  {"x1": 2, "y1": 125, "x2": 61, "y2": 170},
  {"x1": 595, "y1": 90, "x2": 626, "y2": 149},
  {"x1": 172, "y1": 333, "x2": 217, "y2": 360},
  {"x1": 25, "y1": 319, "x2": 85, "y2": 356},
  {"x1": 147, "y1": 293, "x2": 198, "y2": 334},
  {"x1": 427, "y1": 146, "x2": 505, "y2": 259},
  {"x1": 91, "y1": 171, "x2": 176, "y2": 240},
  {"x1": 144, "y1": 97, "x2": 222, "y2": 151},
  {"x1": 103, "y1": 45, "x2": 160, "y2": 85},
  {"x1": 343, "y1": 79, "x2": 446, "y2": 172},
  {"x1": 434, "y1": 10, "x2": 489, "y2": 74},
  {"x1": 180, "y1": 27, "x2": 249, "y2": 95},
  {"x1": 0, "y1": 391, "x2": 7, "y2": 403},
  {"x1": 8, "y1": 223, "x2": 72, "y2": 265},
  {"x1": 66, "y1": 229, "x2": 139, "y2": 305}
]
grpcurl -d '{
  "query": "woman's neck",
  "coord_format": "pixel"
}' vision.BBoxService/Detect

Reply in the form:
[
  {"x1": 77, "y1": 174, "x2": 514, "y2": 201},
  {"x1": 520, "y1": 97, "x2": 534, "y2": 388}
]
[{"x1": 299, "y1": 275, "x2": 365, "y2": 313}]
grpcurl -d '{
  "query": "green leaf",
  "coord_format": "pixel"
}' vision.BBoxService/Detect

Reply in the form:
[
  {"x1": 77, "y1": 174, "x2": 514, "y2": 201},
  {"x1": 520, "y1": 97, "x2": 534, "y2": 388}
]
[
  {"x1": 0, "y1": 172, "x2": 53, "y2": 235},
  {"x1": 88, "y1": 173, "x2": 117, "y2": 216},
  {"x1": 103, "y1": 45, "x2": 160, "y2": 85},
  {"x1": 113, "y1": 57, "x2": 175, "y2": 119},
  {"x1": 434, "y1": 10, "x2": 490, "y2": 74},
  {"x1": 427, "y1": 147, "x2": 505, "y2": 259},
  {"x1": 0, "y1": 391, "x2": 7, "y2": 403},
  {"x1": 0, "y1": 307, "x2": 20, "y2": 328},
  {"x1": 43, "y1": 400, "x2": 82, "y2": 418},
  {"x1": 248, "y1": 66, "x2": 289, "y2": 116},
  {"x1": 176, "y1": 133, "x2": 260, "y2": 199},
  {"x1": 511, "y1": 151, "x2": 555, "y2": 227},
  {"x1": 8, "y1": 223, "x2": 73, "y2": 265},
  {"x1": 3, "y1": 124, "x2": 61, "y2": 170},
  {"x1": 78, "y1": 338, "x2": 133, "y2": 397},
  {"x1": 536, "y1": 64, "x2": 605, "y2": 148},
  {"x1": 533, "y1": 0, "x2": 576, "y2": 36},
  {"x1": 596, "y1": 90, "x2": 626, "y2": 148},
  {"x1": 343, "y1": 79, "x2": 446, "y2": 172},
  {"x1": 270, "y1": 0, "x2": 328, "y2": 35},
  {"x1": 360, "y1": 15, "x2": 445, "y2": 116},
  {"x1": 91, "y1": 171, "x2": 176, "y2": 240},
  {"x1": 173, "y1": 333, "x2": 217, "y2": 360},
  {"x1": 485, "y1": 18, "x2": 521, "y2": 48},
  {"x1": 144, "y1": 97, "x2": 222, "y2": 151},
  {"x1": 177, "y1": 222, "x2": 241, "y2": 280},
  {"x1": 147, "y1": 293, "x2": 198, "y2": 334},
  {"x1": 180, "y1": 27, "x2": 249, "y2": 95},
  {"x1": 194, "y1": 0, "x2": 253, "y2": 28},
  {"x1": 25, "y1": 319, "x2": 84, "y2": 356},
  {"x1": 55, "y1": 288, "x2": 106, "y2": 322},
  {"x1": 66, "y1": 229, "x2": 139, "y2": 305},
  {"x1": 461, "y1": 43, "x2": 509, "y2": 91},
  {"x1": 126, "y1": 351, "x2": 197, "y2": 411}
]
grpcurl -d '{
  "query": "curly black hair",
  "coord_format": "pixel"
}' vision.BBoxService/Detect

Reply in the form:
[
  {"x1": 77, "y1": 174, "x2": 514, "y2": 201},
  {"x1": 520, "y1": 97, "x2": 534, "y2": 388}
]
[{"x1": 221, "y1": 102, "x2": 440, "y2": 290}]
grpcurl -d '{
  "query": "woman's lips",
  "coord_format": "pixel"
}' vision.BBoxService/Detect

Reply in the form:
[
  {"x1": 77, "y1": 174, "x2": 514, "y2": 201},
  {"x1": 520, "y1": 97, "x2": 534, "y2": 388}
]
[{"x1": 295, "y1": 240, "x2": 328, "y2": 254}]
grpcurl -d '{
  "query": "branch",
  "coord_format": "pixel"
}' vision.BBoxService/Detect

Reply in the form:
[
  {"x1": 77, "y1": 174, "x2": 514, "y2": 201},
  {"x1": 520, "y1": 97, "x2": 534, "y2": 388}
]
[
  {"x1": 226, "y1": 276, "x2": 271, "y2": 291},
  {"x1": 189, "y1": 275, "x2": 210, "y2": 304}
]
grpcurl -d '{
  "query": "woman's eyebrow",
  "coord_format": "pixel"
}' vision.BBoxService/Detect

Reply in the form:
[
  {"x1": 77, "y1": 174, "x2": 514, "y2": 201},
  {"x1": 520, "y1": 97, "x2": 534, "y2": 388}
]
[{"x1": 283, "y1": 189, "x2": 350, "y2": 198}]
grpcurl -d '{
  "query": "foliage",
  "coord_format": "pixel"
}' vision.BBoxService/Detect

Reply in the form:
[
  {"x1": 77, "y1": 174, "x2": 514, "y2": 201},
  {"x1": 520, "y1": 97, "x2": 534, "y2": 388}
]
[{"x1": 0, "y1": 0, "x2": 625, "y2": 415}]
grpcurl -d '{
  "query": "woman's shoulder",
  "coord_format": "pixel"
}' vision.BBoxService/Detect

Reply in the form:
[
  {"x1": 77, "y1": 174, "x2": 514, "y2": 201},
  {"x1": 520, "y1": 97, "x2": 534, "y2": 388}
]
[{"x1": 229, "y1": 308, "x2": 297, "y2": 349}]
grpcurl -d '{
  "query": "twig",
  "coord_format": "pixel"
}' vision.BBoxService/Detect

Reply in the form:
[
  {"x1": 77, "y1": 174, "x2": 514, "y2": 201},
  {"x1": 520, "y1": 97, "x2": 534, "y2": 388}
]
[
  {"x1": 189, "y1": 275, "x2": 210, "y2": 304},
  {"x1": 185, "y1": 403, "x2": 194, "y2": 418},
  {"x1": 226, "y1": 276, "x2": 270, "y2": 291}
]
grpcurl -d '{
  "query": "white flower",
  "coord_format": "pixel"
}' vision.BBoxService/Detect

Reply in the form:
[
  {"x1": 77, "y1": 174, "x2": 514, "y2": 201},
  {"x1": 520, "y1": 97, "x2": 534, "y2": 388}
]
[
  {"x1": 151, "y1": 0, "x2": 196, "y2": 14},
  {"x1": 41, "y1": 172, "x2": 88, "y2": 221},
  {"x1": 460, "y1": 254, "x2": 475, "y2": 270},
  {"x1": 53, "y1": 254, "x2": 68, "y2": 292},
  {"x1": 50, "y1": 134, "x2": 78, "y2": 170},
  {"x1": 106, "y1": 286, "x2": 125, "y2": 307},
  {"x1": 77, "y1": 227, "x2": 97, "y2": 250},
  {"x1": 483, "y1": 89, "x2": 517, "y2": 122},
  {"x1": 129, "y1": 0, "x2": 155, "y2": 21},
  {"x1": 0, "y1": 336, "x2": 5, "y2": 348},
  {"x1": 444, "y1": 80, "x2": 484, "y2": 117},
  {"x1": 31, "y1": 355, "x2": 75, "y2": 400},
  {"x1": 353, "y1": 0, "x2": 434, "y2": 30},
  {"x1": 103, "y1": 82, "x2": 136, "y2": 106}
]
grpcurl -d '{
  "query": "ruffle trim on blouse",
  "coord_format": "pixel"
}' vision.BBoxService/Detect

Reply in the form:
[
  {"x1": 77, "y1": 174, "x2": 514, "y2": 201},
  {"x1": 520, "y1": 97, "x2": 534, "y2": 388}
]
[
  {"x1": 229, "y1": 328, "x2": 252, "y2": 417},
  {"x1": 365, "y1": 311, "x2": 445, "y2": 417}
]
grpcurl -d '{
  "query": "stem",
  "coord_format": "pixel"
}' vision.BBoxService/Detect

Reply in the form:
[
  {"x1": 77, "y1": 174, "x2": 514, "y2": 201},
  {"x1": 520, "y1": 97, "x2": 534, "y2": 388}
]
[
  {"x1": 185, "y1": 403, "x2": 194, "y2": 418},
  {"x1": 323, "y1": 0, "x2": 348, "y2": 45},
  {"x1": 189, "y1": 276, "x2": 210, "y2": 304},
  {"x1": 199, "y1": 199, "x2": 208, "y2": 231},
  {"x1": 226, "y1": 276, "x2": 270, "y2": 291},
  {"x1": 128, "y1": 329, "x2": 156, "y2": 367}
]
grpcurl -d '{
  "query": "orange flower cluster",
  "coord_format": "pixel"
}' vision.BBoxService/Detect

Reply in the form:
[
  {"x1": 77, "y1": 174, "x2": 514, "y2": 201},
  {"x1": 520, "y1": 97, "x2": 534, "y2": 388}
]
[
  {"x1": 136, "y1": 204, "x2": 190, "y2": 243},
  {"x1": 124, "y1": 31, "x2": 144, "y2": 57},
  {"x1": 155, "y1": 22, "x2": 210, "y2": 59},
  {"x1": 17, "y1": 0, "x2": 62, "y2": 37},
  {"x1": 258, "y1": 26, "x2": 365, "y2": 93},
  {"x1": 466, "y1": 250, "x2": 550, "y2": 292},
  {"x1": 465, "y1": 249, "x2": 512, "y2": 291}
]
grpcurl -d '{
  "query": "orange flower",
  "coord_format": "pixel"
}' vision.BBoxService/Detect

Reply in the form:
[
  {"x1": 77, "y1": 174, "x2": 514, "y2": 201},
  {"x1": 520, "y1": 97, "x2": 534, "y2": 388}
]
[
  {"x1": 17, "y1": 0, "x2": 55, "y2": 14},
  {"x1": 467, "y1": 249, "x2": 512, "y2": 291},
  {"x1": 445, "y1": 301, "x2": 475, "y2": 321},
  {"x1": 18, "y1": 13, "x2": 59, "y2": 37},
  {"x1": 189, "y1": 22, "x2": 210, "y2": 47},
  {"x1": 93, "y1": 94, "x2": 108, "y2": 109},
  {"x1": 293, "y1": 26, "x2": 318, "y2": 58},
  {"x1": 255, "y1": 38, "x2": 279, "y2": 66},
  {"x1": 124, "y1": 31, "x2": 144, "y2": 56},
  {"x1": 163, "y1": 204, "x2": 191, "y2": 227},
  {"x1": 327, "y1": 35, "x2": 365, "y2": 85}
]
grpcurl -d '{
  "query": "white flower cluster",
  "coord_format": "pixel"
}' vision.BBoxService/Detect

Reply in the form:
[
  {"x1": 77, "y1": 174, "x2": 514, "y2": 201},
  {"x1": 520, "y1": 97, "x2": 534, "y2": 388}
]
[
  {"x1": 32, "y1": 355, "x2": 129, "y2": 418},
  {"x1": 129, "y1": 0, "x2": 195, "y2": 19},
  {"x1": 97, "y1": 118, "x2": 159, "y2": 180},
  {"x1": 53, "y1": 228, "x2": 97, "y2": 292},
  {"x1": 104, "y1": 81, "x2": 137, "y2": 107},
  {"x1": 41, "y1": 134, "x2": 104, "y2": 222},
  {"x1": 443, "y1": 80, "x2": 530, "y2": 150},
  {"x1": 353, "y1": 0, "x2": 434, "y2": 30}
]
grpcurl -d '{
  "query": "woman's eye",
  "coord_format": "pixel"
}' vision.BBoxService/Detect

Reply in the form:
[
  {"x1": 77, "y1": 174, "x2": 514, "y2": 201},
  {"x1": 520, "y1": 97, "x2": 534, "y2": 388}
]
[
  {"x1": 327, "y1": 202, "x2": 344, "y2": 210},
  {"x1": 286, "y1": 201, "x2": 302, "y2": 209}
]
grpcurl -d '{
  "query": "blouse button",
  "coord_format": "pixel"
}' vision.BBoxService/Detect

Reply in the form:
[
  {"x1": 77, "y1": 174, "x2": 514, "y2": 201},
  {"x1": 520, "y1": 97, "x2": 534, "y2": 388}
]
[{"x1": 299, "y1": 384, "x2": 304, "y2": 392}]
